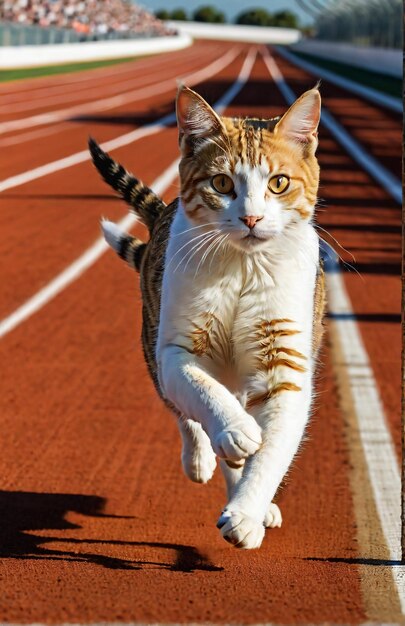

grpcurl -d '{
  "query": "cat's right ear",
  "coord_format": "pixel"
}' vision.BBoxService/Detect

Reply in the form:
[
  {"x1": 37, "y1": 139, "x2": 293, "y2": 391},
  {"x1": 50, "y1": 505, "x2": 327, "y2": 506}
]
[{"x1": 176, "y1": 85, "x2": 223, "y2": 154}]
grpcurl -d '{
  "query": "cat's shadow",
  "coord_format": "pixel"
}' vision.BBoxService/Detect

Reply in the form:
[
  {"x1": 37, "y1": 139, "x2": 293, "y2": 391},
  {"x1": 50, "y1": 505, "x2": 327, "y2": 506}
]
[{"x1": 0, "y1": 490, "x2": 222, "y2": 572}]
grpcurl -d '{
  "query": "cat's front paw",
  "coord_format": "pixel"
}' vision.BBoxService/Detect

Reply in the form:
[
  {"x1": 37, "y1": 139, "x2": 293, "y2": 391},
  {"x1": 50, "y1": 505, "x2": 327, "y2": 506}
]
[
  {"x1": 216, "y1": 510, "x2": 265, "y2": 549},
  {"x1": 213, "y1": 418, "x2": 262, "y2": 462},
  {"x1": 264, "y1": 502, "x2": 282, "y2": 528}
]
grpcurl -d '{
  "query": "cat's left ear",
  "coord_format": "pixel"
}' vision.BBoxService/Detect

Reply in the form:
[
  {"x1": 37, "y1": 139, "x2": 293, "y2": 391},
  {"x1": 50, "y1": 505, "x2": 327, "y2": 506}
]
[
  {"x1": 274, "y1": 88, "x2": 321, "y2": 147},
  {"x1": 176, "y1": 85, "x2": 223, "y2": 152}
]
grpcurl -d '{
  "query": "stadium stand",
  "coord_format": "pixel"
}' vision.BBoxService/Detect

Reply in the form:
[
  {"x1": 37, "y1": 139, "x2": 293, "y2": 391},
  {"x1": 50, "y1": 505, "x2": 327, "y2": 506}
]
[{"x1": 0, "y1": 0, "x2": 175, "y2": 37}]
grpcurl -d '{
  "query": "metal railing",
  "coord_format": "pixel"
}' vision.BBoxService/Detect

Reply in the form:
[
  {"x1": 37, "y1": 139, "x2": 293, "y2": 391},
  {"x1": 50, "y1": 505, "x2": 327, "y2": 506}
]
[{"x1": 314, "y1": 0, "x2": 402, "y2": 48}]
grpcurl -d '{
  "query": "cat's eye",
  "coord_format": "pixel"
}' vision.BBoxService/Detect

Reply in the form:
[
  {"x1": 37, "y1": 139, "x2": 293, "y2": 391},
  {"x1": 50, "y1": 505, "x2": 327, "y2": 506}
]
[
  {"x1": 268, "y1": 175, "x2": 290, "y2": 194},
  {"x1": 211, "y1": 174, "x2": 234, "y2": 195}
]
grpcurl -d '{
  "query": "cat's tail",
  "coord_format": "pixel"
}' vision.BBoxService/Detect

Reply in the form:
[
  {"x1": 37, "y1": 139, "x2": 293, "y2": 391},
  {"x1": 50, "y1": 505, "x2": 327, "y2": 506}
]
[
  {"x1": 101, "y1": 219, "x2": 146, "y2": 271},
  {"x1": 88, "y1": 137, "x2": 166, "y2": 233}
]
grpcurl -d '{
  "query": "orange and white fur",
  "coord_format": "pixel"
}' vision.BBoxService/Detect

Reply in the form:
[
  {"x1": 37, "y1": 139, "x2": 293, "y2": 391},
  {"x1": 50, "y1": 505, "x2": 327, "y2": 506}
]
[{"x1": 91, "y1": 85, "x2": 325, "y2": 549}]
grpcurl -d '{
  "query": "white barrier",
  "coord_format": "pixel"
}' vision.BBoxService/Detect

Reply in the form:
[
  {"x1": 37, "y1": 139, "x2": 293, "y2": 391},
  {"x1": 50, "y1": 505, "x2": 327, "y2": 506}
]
[
  {"x1": 290, "y1": 40, "x2": 402, "y2": 78},
  {"x1": 168, "y1": 21, "x2": 301, "y2": 45},
  {"x1": 0, "y1": 33, "x2": 192, "y2": 69}
]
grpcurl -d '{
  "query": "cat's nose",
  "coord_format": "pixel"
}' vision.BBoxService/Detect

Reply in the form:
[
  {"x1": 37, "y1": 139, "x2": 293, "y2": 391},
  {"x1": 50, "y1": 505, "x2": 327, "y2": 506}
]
[{"x1": 239, "y1": 216, "x2": 263, "y2": 229}]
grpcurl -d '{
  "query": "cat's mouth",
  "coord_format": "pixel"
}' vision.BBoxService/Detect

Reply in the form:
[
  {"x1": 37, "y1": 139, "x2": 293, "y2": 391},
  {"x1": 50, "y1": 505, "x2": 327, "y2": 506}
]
[
  {"x1": 242, "y1": 232, "x2": 262, "y2": 240},
  {"x1": 236, "y1": 228, "x2": 281, "y2": 250},
  {"x1": 242, "y1": 231, "x2": 277, "y2": 242}
]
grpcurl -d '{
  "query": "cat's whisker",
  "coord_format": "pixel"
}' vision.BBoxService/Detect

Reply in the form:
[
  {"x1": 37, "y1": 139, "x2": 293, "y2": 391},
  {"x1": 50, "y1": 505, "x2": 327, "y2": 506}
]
[
  {"x1": 314, "y1": 225, "x2": 364, "y2": 281},
  {"x1": 173, "y1": 231, "x2": 218, "y2": 274},
  {"x1": 332, "y1": 254, "x2": 364, "y2": 281},
  {"x1": 182, "y1": 231, "x2": 220, "y2": 273},
  {"x1": 194, "y1": 233, "x2": 222, "y2": 277},
  {"x1": 194, "y1": 234, "x2": 224, "y2": 278},
  {"x1": 167, "y1": 229, "x2": 218, "y2": 268},
  {"x1": 173, "y1": 222, "x2": 222, "y2": 237},
  {"x1": 208, "y1": 234, "x2": 229, "y2": 273},
  {"x1": 314, "y1": 224, "x2": 357, "y2": 264}
]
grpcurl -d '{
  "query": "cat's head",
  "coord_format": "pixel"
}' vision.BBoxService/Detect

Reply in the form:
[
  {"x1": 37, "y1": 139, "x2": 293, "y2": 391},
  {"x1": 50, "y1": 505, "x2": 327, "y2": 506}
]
[{"x1": 176, "y1": 85, "x2": 321, "y2": 252}]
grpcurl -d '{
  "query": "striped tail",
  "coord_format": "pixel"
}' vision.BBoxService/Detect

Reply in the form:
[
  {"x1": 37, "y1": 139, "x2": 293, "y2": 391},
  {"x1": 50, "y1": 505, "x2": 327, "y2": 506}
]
[
  {"x1": 102, "y1": 220, "x2": 146, "y2": 271},
  {"x1": 88, "y1": 137, "x2": 166, "y2": 233}
]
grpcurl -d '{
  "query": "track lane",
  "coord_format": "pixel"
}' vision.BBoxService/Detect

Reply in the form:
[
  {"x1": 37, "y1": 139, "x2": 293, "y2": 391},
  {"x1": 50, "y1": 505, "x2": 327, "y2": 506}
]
[
  {"x1": 265, "y1": 49, "x2": 401, "y2": 459},
  {"x1": 0, "y1": 47, "x2": 239, "y2": 179},
  {"x1": 0, "y1": 46, "x2": 242, "y2": 180},
  {"x1": 0, "y1": 44, "x2": 224, "y2": 108},
  {"x1": 0, "y1": 43, "x2": 216, "y2": 98},
  {"x1": 0, "y1": 46, "x2": 222, "y2": 129},
  {"x1": 0, "y1": 52, "x2": 247, "y2": 319},
  {"x1": 0, "y1": 42, "x2": 402, "y2": 623},
  {"x1": 0, "y1": 47, "x2": 207, "y2": 114},
  {"x1": 271, "y1": 47, "x2": 401, "y2": 180}
]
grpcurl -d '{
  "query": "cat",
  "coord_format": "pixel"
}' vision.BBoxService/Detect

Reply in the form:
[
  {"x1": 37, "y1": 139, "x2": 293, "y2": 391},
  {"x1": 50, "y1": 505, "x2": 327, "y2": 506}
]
[{"x1": 88, "y1": 83, "x2": 325, "y2": 549}]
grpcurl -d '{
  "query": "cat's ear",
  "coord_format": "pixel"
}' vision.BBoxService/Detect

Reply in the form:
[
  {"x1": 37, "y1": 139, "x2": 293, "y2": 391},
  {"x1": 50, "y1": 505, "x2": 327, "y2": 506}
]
[
  {"x1": 274, "y1": 88, "x2": 321, "y2": 146},
  {"x1": 176, "y1": 85, "x2": 223, "y2": 152}
]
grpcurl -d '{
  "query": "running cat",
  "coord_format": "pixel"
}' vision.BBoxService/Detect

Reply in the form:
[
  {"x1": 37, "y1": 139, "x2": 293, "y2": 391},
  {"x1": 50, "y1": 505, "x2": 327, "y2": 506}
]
[{"x1": 89, "y1": 83, "x2": 325, "y2": 549}]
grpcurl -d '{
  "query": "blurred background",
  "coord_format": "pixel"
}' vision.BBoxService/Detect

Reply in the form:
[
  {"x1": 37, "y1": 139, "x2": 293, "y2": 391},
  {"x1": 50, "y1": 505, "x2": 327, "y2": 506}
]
[{"x1": 1, "y1": 0, "x2": 402, "y2": 48}]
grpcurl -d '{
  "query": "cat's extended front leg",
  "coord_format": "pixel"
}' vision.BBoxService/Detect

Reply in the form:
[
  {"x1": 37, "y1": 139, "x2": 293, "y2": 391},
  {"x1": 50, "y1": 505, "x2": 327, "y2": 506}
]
[
  {"x1": 217, "y1": 385, "x2": 311, "y2": 548},
  {"x1": 159, "y1": 346, "x2": 262, "y2": 462},
  {"x1": 220, "y1": 459, "x2": 282, "y2": 529}
]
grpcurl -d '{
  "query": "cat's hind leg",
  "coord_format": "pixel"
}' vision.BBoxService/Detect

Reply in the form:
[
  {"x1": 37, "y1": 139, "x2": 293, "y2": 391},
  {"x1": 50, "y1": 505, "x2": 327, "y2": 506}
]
[{"x1": 179, "y1": 418, "x2": 217, "y2": 484}]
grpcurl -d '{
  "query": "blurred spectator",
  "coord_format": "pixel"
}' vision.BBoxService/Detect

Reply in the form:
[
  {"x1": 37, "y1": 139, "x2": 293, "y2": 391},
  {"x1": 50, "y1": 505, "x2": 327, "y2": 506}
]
[{"x1": 0, "y1": 0, "x2": 176, "y2": 37}]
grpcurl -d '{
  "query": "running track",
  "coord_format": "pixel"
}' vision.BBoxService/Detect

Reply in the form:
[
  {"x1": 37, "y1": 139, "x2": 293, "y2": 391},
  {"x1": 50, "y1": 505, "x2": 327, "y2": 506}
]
[{"x1": 0, "y1": 40, "x2": 402, "y2": 623}]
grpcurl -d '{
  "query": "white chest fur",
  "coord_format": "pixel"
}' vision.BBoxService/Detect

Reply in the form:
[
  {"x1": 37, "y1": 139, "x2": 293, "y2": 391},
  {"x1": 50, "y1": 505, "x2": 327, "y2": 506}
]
[{"x1": 156, "y1": 202, "x2": 319, "y2": 389}]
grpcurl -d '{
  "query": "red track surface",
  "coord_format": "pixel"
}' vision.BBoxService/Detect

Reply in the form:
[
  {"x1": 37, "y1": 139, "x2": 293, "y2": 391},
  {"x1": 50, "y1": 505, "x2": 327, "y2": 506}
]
[{"x1": 0, "y1": 40, "x2": 401, "y2": 623}]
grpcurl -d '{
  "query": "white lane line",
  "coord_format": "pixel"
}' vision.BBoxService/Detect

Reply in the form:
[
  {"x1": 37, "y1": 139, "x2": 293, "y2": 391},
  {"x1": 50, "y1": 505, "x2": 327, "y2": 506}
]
[
  {"x1": 0, "y1": 161, "x2": 176, "y2": 339},
  {"x1": 0, "y1": 120, "x2": 171, "y2": 193},
  {"x1": 0, "y1": 48, "x2": 204, "y2": 114},
  {"x1": 0, "y1": 121, "x2": 73, "y2": 148},
  {"x1": 263, "y1": 53, "x2": 401, "y2": 206},
  {"x1": 0, "y1": 50, "x2": 211, "y2": 148},
  {"x1": 275, "y1": 45, "x2": 402, "y2": 114},
  {"x1": 264, "y1": 51, "x2": 405, "y2": 611},
  {"x1": 0, "y1": 47, "x2": 239, "y2": 136},
  {"x1": 326, "y1": 269, "x2": 405, "y2": 612},
  {"x1": 0, "y1": 48, "x2": 257, "y2": 339},
  {"x1": 0, "y1": 47, "x2": 240, "y2": 194}
]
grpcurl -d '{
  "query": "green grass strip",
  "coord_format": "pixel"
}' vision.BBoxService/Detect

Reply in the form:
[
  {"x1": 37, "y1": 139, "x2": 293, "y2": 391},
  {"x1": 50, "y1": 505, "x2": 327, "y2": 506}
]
[
  {"x1": 0, "y1": 55, "x2": 143, "y2": 83},
  {"x1": 290, "y1": 50, "x2": 401, "y2": 99}
]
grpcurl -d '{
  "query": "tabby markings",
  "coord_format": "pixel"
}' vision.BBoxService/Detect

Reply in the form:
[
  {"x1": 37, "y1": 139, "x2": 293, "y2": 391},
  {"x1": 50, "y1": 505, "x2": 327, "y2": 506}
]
[
  {"x1": 244, "y1": 319, "x2": 306, "y2": 408},
  {"x1": 247, "y1": 382, "x2": 302, "y2": 408},
  {"x1": 190, "y1": 312, "x2": 229, "y2": 361},
  {"x1": 256, "y1": 319, "x2": 304, "y2": 372},
  {"x1": 190, "y1": 315, "x2": 214, "y2": 357}
]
